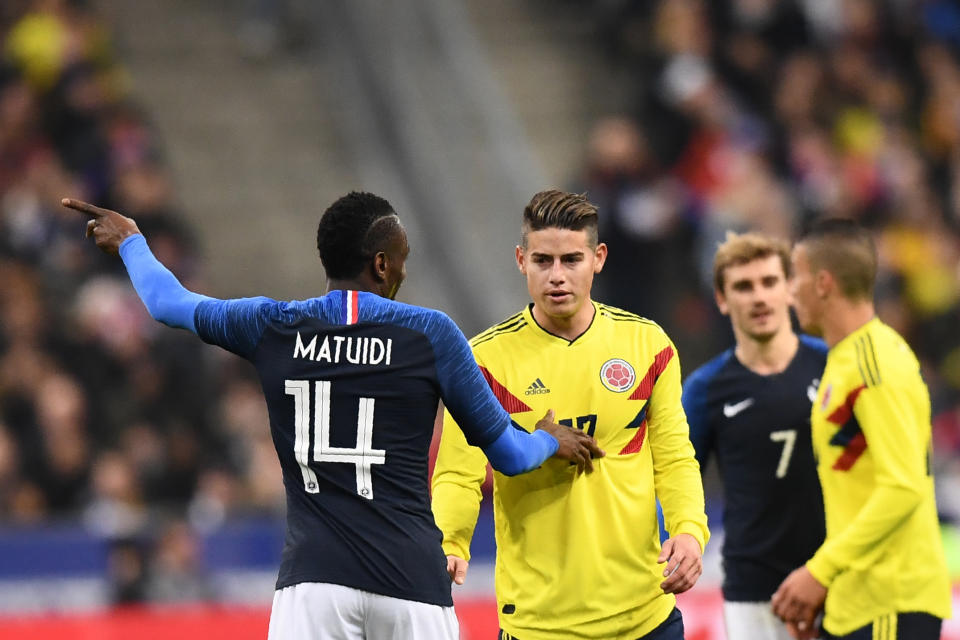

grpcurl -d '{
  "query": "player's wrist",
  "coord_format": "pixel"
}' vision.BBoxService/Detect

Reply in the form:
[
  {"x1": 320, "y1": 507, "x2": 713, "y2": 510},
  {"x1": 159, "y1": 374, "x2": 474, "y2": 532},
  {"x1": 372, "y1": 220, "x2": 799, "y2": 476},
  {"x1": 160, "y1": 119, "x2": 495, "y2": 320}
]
[
  {"x1": 531, "y1": 428, "x2": 560, "y2": 455},
  {"x1": 117, "y1": 232, "x2": 146, "y2": 254},
  {"x1": 442, "y1": 543, "x2": 470, "y2": 562},
  {"x1": 805, "y1": 555, "x2": 836, "y2": 588},
  {"x1": 670, "y1": 523, "x2": 708, "y2": 553},
  {"x1": 117, "y1": 233, "x2": 148, "y2": 263}
]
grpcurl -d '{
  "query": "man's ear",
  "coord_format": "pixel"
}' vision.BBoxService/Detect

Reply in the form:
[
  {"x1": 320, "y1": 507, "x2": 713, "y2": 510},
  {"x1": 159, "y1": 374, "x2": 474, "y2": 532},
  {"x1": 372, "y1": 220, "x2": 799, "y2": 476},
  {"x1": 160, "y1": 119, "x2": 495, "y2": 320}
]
[
  {"x1": 372, "y1": 251, "x2": 388, "y2": 282},
  {"x1": 814, "y1": 269, "x2": 833, "y2": 298},
  {"x1": 515, "y1": 245, "x2": 526, "y2": 274},
  {"x1": 715, "y1": 288, "x2": 729, "y2": 315},
  {"x1": 593, "y1": 243, "x2": 608, "y2": 273}
]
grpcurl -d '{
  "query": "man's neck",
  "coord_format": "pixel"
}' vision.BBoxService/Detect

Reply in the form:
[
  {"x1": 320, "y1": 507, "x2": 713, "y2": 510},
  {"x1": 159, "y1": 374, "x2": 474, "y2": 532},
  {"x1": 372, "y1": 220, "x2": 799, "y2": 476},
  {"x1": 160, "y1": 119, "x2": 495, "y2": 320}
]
[
  {"x1": 326, "y1": 276, "x2": 382, "y2": 297},
  {"x1": 734, "y1": 327, "x2": 799, "y2": 375},
  {"x1": 821, "y1": 299, "x2": 875, "y2": 348},
  {"x1": 531, "y1": 300, "x2": 595, "y2": 342}
]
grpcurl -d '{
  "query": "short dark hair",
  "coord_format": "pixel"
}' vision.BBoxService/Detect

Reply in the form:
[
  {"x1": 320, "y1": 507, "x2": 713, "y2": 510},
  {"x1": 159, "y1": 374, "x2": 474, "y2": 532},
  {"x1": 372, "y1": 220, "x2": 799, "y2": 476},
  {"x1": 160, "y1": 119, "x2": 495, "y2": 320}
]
[
  {"x1": 521, "y1": 190, "x2": 599, "y2": 248},
  {"x1": 316, "y1": 192, "x2": 400, "y2": 279},
  {"x1": 798, "y1": 218, "x2": 877, "y2": 300}
]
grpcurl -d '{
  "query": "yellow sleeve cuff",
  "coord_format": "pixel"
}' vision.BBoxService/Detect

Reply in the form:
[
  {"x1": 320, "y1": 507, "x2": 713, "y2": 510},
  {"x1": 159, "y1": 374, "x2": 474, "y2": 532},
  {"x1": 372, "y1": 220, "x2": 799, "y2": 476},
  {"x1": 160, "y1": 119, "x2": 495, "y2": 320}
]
[
  {"x1": 806, "y1": 549, "x2": 840, "y2": 587},
  {"x1": 442, "y1": 539, "x2": 471, "y2": 562},
  {"x1": 673, "y1": 521, "x2": 710, "y2": 553}
]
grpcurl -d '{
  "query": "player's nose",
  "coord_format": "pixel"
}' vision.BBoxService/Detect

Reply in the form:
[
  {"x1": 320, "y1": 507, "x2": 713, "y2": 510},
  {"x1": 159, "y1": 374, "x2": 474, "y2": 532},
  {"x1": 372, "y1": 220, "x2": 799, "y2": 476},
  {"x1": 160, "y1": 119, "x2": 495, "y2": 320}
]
[{"x1": 548, "y1": 259, "x2": 565, "y2": 281}]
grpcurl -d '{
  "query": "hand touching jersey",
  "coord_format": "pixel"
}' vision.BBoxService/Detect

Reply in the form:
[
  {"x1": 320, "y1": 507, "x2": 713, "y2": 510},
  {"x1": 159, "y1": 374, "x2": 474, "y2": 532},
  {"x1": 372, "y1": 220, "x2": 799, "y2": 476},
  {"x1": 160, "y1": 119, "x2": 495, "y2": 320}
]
[
  {"x1": 658, "y1": 533, "x2": 703, "y2": 594},
  {"x1": 535, "y1": 409, "x2": 605, "y2": 473},
  {"x1": 443, "y1": 411, "x2": 603, "y2": 587}
]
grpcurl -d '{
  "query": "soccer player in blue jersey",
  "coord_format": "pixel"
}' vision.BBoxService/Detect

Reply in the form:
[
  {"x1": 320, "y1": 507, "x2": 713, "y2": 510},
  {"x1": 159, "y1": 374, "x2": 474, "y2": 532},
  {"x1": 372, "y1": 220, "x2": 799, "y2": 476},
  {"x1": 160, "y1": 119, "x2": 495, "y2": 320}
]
[
  {"x1": 683, "y1": 232, "x2": 826, "y2": 640},
  {"x1": 63, "y1": 193, "x2": 601, "y2": 640}
]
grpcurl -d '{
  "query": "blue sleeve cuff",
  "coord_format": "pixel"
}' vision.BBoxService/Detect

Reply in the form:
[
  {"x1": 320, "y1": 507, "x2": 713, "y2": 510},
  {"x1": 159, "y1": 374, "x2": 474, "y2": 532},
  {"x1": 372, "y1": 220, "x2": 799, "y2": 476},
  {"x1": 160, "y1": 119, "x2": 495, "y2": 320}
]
[
  {"x1": 117, "y1": 234, "x2": 141, "y2": 254},
  {"x1": 483, "y1": 426, "x2": 558, "y2": 476}
]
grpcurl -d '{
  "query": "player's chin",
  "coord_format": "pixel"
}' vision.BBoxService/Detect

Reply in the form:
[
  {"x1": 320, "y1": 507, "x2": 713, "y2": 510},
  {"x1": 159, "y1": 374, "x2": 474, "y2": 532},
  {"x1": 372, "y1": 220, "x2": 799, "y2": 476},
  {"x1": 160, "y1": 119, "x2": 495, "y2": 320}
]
[
  {"x1": 541, "y1": 296, "x2": 576, "y2": 315},
  {"x1": 746, "y1": 327, "x2": 778, "y2": 342}
]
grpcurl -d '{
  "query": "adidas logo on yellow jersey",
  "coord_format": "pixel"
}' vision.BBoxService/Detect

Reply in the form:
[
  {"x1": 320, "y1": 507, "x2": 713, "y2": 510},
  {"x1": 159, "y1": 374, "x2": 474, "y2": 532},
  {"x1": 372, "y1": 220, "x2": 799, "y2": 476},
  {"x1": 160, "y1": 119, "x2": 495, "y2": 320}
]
[{"x1": 524, "y1": 378, "x2": 550, "y2": 395}]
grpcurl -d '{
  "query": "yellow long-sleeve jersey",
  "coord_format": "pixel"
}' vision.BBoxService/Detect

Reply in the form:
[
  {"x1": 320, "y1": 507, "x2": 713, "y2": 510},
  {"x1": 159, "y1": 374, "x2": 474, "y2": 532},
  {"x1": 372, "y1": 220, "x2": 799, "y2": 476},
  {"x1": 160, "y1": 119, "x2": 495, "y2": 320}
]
[
  {"x1": 806, "y1": 317, "x2": 951, "y2": 636},
  {"x1": 432, "y1": 303, "x2": 709, "y2": 640}
]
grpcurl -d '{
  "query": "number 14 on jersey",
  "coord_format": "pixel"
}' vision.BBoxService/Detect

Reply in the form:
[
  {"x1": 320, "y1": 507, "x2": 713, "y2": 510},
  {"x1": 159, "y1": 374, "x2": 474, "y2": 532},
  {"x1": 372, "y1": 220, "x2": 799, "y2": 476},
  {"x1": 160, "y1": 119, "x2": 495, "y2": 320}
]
[{"x1": 285, "y1": 380, "x2": 386, "y2": 499}]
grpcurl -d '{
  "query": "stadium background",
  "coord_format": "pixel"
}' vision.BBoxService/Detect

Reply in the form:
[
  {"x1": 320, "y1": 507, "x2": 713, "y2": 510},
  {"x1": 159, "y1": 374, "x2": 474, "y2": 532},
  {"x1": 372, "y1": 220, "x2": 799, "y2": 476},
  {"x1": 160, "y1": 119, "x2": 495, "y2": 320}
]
[{"x1": 3, "y1": 0, "x2": 960, "y2": 637}]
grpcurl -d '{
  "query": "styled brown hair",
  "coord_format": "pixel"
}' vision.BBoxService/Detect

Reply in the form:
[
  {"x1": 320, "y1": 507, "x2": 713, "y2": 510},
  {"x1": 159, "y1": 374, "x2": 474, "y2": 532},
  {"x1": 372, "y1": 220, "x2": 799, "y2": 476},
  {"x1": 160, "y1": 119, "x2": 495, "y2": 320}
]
[
  {"x1": 713, "y1": 231, "x2": 791, "y2": 292},
  {"x1": 521, "y1": 190, "x2": 599, "y2": 248},
  {"x1": 798, "y1": 218, "x2": 877, "y2": 301}
]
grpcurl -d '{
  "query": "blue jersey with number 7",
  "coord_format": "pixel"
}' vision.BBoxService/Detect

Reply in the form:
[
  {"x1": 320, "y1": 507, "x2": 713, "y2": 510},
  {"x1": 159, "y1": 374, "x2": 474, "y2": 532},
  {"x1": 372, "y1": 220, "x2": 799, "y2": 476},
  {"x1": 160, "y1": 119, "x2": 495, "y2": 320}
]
[{"x1": 682, "y1": 335, "x2": 827, "y2": 602}]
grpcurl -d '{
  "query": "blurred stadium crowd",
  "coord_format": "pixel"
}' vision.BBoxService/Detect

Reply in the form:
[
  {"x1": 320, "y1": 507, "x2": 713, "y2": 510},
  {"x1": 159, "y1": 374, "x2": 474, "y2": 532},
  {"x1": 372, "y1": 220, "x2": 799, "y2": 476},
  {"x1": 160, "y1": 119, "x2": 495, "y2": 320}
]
[
  {"x1": 0, "y1": 0, "x2": 283, "y2": 602},
  {"x1": 581, "y1": 0, "x2": 960, "y2": 515},
  {"x1": 3, "y1": 0, "x2": 960, "y2": 606}
]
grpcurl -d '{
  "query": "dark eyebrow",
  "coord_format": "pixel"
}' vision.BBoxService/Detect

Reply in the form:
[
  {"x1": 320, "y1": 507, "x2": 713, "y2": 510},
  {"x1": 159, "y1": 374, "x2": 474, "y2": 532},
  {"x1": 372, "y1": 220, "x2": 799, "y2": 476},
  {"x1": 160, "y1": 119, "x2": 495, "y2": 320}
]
[{"x1": 530, "y1": 250, "x2": 584, "y2": 260}]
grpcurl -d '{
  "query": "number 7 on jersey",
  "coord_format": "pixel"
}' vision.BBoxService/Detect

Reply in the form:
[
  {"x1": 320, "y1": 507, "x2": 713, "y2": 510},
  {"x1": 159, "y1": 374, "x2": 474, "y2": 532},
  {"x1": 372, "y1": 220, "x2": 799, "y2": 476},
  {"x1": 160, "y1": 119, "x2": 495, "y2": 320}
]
[
  {"x1": 769, "y1": 429, "x2": 796, "y2": 479},
  {"x1": 285, "y1": 380, "x2": 386, "y2": 499}
]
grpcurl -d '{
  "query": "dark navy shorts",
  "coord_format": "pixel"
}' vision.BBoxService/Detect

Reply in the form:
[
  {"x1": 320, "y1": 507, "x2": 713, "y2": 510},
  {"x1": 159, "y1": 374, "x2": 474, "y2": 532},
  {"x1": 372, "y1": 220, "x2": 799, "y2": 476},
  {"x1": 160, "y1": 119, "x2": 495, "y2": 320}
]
[{"x1": 822, "y1": 612, "x2": 941, "y2": 640}]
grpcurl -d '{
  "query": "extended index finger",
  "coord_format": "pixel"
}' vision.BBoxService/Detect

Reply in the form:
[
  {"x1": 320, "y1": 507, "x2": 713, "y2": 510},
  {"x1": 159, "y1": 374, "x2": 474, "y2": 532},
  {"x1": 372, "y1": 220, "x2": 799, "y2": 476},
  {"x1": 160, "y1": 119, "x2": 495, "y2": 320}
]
[{"x1": 61, "y1": 198, "x2": 112, "y2": 219}]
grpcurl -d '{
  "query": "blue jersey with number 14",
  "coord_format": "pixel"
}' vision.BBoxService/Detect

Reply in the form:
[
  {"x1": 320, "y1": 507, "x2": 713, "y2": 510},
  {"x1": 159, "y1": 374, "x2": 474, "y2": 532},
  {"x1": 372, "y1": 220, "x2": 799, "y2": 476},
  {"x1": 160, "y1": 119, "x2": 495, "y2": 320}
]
[{"x1": 194, "y1": 289, "x2": 509, "y2": 606}]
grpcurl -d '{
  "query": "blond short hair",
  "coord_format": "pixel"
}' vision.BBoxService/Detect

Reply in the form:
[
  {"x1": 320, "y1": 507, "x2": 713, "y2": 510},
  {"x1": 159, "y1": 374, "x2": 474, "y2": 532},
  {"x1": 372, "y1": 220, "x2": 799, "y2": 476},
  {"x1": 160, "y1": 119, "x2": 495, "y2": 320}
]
[{"x1": 713, "y1": 231, "x2": 791, "y2": 292}]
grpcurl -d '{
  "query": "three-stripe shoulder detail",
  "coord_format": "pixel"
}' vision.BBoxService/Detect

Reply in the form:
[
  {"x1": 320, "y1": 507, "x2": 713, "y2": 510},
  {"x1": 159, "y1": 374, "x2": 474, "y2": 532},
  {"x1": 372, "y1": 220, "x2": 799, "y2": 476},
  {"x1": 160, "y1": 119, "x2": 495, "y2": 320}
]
[
  {"x1": 598, "y1": 305, "x2": 659, "y2": 327},
  {"x1": 854, "y1": 333, "x2": 882, "y2": 387},
  {"x1": 470, "y1": 313, "x2": 527, "y2": 347}
]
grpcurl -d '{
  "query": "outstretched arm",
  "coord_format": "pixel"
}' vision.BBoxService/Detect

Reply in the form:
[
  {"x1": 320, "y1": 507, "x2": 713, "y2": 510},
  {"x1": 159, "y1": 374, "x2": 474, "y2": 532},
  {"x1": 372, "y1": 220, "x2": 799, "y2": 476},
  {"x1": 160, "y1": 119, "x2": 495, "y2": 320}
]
[{"x1": 62, "y1": 198, "x2": 210, "y2": 332}]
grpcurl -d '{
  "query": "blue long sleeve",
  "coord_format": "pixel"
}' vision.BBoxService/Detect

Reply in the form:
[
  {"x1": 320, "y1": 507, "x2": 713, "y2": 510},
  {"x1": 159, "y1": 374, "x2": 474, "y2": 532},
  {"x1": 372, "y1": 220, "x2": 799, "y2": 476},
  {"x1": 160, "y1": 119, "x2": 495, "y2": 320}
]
[
  {"x1": 118, "y1": 234, "x2": 211, "y2": 332},
  {"x1": 416, "y1": 309, "x2": 560, "y2": 473},
  {"x1": 483, "y1": 424, "x2": 558, "y2": 476}
]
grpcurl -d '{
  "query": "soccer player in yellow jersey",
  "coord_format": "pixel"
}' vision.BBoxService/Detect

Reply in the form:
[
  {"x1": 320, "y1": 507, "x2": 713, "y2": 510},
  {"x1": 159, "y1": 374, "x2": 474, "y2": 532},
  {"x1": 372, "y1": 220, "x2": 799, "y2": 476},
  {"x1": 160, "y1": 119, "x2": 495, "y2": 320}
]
[
  {"x1": 431, "y1": 190, "x2": 709, "y2": 639},
  {"x1": 772, "y1": 219, "x2": 951, "y2": 640}
]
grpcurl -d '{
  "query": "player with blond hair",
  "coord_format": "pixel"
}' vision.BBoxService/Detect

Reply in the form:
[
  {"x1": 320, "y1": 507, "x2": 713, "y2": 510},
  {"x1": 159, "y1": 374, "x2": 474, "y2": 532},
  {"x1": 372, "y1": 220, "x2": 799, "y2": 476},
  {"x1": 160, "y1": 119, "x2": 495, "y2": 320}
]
[{"x1": 684, "y1": 231, "x2": 826, "y2": 640}]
